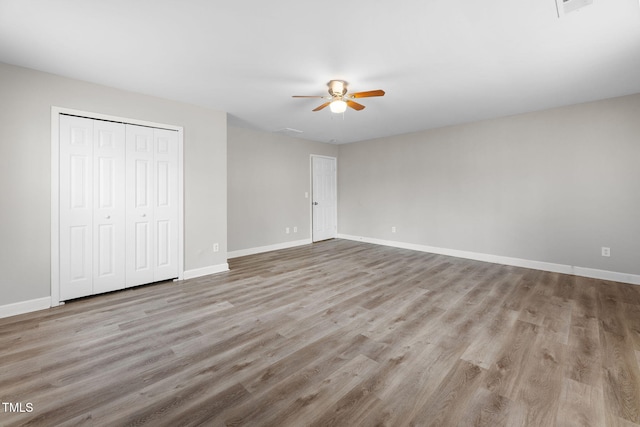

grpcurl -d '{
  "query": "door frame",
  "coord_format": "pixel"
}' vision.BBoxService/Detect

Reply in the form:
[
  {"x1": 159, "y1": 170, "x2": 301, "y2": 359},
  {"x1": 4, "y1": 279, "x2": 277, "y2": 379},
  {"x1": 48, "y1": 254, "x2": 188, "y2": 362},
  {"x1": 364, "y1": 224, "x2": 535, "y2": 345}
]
[
  {"x1": 310, "y1": 155, "x2": 338, "y2": 242},
  {"x1": 51, "y1": 106, "x2": 184, "y2": 307}
]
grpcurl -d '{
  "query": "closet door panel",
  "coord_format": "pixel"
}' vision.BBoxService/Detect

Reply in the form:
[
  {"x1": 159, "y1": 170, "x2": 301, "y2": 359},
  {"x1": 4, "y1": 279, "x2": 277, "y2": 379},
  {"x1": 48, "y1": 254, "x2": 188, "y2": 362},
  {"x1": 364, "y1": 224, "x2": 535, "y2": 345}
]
[
  {"x1": 126, "y1": 125, "x2": 155, "y2": 287},
  {"x1": 93, "y1": 121, "x2": 126, "y2": 294},
  {"x1": 153, "y1": 129, "x2": 179, "y2": 281},
  {"x1": 59, "y1": 115, "x2": 94, "y2": 300}
]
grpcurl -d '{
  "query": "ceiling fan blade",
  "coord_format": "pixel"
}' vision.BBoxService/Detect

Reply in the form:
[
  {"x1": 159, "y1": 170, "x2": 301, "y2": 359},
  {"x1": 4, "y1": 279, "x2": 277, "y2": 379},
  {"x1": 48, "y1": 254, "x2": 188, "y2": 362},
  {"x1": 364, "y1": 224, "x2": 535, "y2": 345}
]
[
  {"x1": 347, "y1": 100, "x2": 365, "y2": 111},
  {"x1": 292, "y1": 95, "x2": 326, "y2": 98},
  {"x1": 313, "y1": 102, "x2": 331, "y2": 111},
  {"x1": 349, "y1": 90, "x2": 385, "y2": 98}
]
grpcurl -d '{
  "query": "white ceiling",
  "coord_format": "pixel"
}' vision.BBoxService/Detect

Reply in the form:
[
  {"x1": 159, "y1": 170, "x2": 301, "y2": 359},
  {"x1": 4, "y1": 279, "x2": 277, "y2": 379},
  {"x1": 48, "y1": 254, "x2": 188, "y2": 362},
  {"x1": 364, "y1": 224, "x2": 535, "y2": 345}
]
[{"x1": 1, "y1": 0, "x2": 639, "y2": 144}]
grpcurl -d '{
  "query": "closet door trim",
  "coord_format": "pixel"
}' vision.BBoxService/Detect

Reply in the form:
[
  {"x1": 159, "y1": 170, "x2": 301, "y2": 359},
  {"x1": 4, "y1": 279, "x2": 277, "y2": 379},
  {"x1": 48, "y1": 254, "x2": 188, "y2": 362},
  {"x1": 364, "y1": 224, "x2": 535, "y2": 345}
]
[{"x1": 51, "y1": 106, "x2": 184, "y2": 307}]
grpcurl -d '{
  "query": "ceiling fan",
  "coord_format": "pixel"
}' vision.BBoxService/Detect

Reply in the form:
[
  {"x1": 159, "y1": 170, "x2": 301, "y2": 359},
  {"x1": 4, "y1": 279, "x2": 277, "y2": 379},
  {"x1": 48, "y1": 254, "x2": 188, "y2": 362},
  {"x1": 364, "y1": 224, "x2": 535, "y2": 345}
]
[{"x1": 293, "y1": 80, "x2": 385, "y2": 113}]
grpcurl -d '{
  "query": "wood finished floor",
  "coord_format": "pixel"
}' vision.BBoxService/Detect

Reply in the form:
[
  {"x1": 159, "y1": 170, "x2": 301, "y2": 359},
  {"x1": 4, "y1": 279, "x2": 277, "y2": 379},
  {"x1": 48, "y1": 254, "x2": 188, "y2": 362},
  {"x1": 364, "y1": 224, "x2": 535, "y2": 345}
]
[{"x1": 2, "y1": 239, "x2": 640, "y2": 426}]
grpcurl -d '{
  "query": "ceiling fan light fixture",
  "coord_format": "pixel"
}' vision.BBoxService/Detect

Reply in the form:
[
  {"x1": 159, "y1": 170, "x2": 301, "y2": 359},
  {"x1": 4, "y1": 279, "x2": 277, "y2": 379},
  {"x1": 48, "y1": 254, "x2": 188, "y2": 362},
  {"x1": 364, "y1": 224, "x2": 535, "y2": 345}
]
[
  {"x1": 293, "y1": 80, "x2": 384, "y2": 113},
  {"x1": 330, "y1": 99, "x2": 347, "y2": 113}
]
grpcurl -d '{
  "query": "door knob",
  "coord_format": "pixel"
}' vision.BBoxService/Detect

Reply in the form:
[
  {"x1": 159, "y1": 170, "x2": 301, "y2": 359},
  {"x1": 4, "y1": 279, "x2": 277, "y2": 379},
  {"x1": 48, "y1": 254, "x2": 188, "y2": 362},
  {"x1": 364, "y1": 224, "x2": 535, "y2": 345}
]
[
  {"x1": 105, "y1": 215, "x2": 111, "y2": 219},
  {"x1": 313, "y1": 202, "x2": 318, "y2": 205}
]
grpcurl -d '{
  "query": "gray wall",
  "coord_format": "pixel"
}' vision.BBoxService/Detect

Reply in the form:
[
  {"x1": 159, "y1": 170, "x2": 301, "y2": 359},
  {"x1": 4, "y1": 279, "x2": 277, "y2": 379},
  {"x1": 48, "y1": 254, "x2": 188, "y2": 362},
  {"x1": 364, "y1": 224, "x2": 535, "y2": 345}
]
[
  {"x1": 338, "y1": 93, "x2": 640, "y2": 276},
  {"x1": 0, "y1": 62, "x2": 227, "y2": 306},
  {"x1": 228, "y1": 126, "x2": 338, "y2": 252}
]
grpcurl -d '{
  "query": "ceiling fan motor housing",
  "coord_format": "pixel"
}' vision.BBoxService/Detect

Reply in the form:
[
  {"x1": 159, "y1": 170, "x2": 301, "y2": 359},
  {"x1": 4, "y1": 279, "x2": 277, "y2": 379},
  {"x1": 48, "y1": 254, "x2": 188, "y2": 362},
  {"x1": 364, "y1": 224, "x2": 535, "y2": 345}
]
[{"x1": 328, "y1": 80, "x2": 348, "y2": 97}]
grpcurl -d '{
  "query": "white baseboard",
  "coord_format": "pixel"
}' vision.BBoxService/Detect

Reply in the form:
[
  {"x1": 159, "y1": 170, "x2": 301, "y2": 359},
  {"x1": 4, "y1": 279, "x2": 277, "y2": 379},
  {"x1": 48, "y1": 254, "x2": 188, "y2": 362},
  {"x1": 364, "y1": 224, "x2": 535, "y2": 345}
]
[
  {"x1": 228, "y1": 238, "x2": 312, "y2": 259},
  {"x1": 338, "y1": 234, "x2": 640, "y2": 286},
  {"x1": 0, "y1": 297, "x2": 51, "y2": 320},
  {"x1": 573, "y1": 266, "x2": 640, "y2": 286},
  {"x1": 1, "y1": 263, "x2": 231, "y2": 319},
  {"x1": 182, "y1": 263, "x2": 230, "y2": 280}
]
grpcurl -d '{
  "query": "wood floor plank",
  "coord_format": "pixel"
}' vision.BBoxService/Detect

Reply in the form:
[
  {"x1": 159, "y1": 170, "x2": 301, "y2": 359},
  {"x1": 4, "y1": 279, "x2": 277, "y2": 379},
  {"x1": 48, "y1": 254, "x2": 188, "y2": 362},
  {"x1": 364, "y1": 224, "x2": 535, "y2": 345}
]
[
  {"x1": 307, "y1": 381, "x2": 384, "y2": 427},
  {"x1": 556, "y1": 378, "x2": 605, "y2": 427},
  {"x1": 600, "y1": 328, "x2": 640, "y2": 424},
  {"x1": 1, "y1": 239, "x2": 640, "y2": 426},
  {"x1": 456, "y1": 387, "x2": 516, "y2": 427},
  {"x1": 541, "y1": 295, "x2": 573, "y2": 345},
  {"x1": 565, "y1": 312, "x2": 602, "y2": 387},
  {"x1": 605, "y1": 413, "x2": 640, "y2": 427},
  {"x1": 623, "y1": 303, "x2": 640, "y2": 351},
  {"x1": 484, "y1": 320, "x2": 541, "y2": 401},
  {"x1": 259, "y1": 354, "x2": 379, "y2": 427},
  {"x1": 460, "y1": 306, "x2": 519, "y2": 370},
  {"x1": 516, "y1": 335, "x2": 566, "y2": 426},
  {"x1": 409, "y1": 359, "x2": 485, "y2": 427},
  {"x1": 573, "y1": 276, "x2": 599, "y2": 320},
  {"x1": 371, "y1": 332, "x2": 471, "y2": 425},
  {"x1": 221, "y1": 333, "x2": 379, "y2": 425}
]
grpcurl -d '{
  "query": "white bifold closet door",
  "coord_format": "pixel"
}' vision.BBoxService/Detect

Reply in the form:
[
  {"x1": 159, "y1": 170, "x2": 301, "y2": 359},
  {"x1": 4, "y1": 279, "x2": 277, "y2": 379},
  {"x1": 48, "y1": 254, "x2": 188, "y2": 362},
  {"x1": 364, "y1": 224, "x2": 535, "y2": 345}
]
[
  {"x1": 125, "y1": 125, "x2": 179, "y2": 288},
  {"x1": 59, "y1": 115, "x2": 126, "y2": 300},
  {"x1": 59, "y1": 115, "x2": 178, "y2": 301}
]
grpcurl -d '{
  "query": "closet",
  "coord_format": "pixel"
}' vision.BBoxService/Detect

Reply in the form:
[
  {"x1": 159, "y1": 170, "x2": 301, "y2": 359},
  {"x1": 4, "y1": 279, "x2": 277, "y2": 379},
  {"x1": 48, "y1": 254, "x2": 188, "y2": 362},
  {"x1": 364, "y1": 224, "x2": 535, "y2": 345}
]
[{"x1": 58, "y1": 114, "x2": 179, "y2": 301}]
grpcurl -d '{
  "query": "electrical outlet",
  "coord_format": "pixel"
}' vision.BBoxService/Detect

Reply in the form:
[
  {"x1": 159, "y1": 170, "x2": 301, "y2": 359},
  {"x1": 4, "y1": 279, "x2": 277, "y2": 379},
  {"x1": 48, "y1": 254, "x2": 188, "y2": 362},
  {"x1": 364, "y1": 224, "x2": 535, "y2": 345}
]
[
  {"x1": 213, "y1": 243, "x2": 219, "y2": 252},
  {"x1": 286, "y1": 227, "x2": 290, "y2": 234},
  {"x1": 391, "y1": 226, "x2": 396, "y2": 233},
  {"x1": 601, "y1": 247, "x2": 610, "y2": 257},
  {"x1": 293, "y1": 226, "x2": 298, "y2": 233}
]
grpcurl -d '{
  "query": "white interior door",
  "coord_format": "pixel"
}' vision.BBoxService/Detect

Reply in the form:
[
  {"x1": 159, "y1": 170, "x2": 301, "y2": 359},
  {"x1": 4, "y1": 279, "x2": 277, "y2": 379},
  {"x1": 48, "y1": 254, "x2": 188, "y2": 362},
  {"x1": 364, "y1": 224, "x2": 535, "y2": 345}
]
[
  {"x1": 126, "y1": 125, "x2": 155, "y2": 287},
  {"x1": 93, "y1": 120, "x2": 126, "y2": 294},
  {"x1": 312, "y1": 155, "x2": 337, "y2": 242},
  {"x1": 59, "y1": 115, "x2": 94, "y2": 300}
]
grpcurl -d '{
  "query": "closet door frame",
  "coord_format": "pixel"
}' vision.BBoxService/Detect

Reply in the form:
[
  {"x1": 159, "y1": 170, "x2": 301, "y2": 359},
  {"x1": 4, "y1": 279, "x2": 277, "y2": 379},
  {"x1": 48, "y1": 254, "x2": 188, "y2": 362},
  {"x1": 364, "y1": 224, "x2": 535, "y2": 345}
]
[{"x1": 51, "y1": 106, "x2": 184, "y2": 307}]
